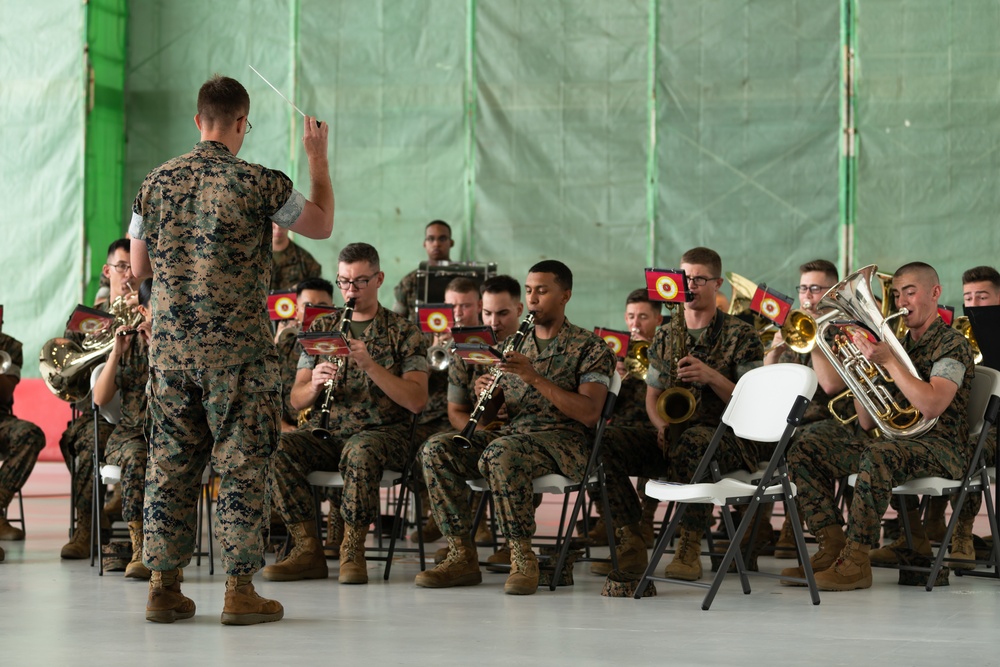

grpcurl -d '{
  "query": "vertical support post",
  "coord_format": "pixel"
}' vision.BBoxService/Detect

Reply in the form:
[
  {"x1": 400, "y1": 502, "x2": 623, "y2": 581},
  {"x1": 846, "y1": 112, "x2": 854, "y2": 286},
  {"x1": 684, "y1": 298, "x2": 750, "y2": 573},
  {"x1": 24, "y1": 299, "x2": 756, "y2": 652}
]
[
  {"x1": 838, "y1": 0, "x2": 857, "y2": 276},
  {"x1": 288, "y1": 0, "x2": 302, "y2": 184},
  {"x1": 463, "y1": 0, "x2": 478, "y2": 261},
  {"x1": 645, "y1": 0, "x2": 659, "y2": 267}
]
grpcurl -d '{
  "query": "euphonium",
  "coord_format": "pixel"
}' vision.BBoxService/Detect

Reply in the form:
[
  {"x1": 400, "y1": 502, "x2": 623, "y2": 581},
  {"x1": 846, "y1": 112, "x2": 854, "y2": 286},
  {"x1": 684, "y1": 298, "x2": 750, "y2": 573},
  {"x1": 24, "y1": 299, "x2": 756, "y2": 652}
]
[
  {"x1": 452, "y1": 312, "x2": 535, "y2": 448},
  {"x1": 655, "y1": 307, "x2": 698, "y2": 427},
  {"x1": 39, "y1": 295, "x2": 142, "y2": 403},
  {"x1": 812, "y1": 264, "x2": 937, "y2": 439},
  {"x1": 312, "y1": 297, "x2": 356, "y2": 441},
  {"x1": 624, "y1": 339, "x2": 650, "y2": 380},
  {"x1": 953, "y1": 316, "x2": 982, "y2": 365}
]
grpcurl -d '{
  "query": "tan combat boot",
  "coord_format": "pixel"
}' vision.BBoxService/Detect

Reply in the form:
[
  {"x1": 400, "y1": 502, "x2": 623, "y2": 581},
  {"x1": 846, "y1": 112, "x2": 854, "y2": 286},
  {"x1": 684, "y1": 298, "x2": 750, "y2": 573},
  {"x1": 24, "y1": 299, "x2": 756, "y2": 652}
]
[
  {"x1": 474, "y1": 507, "x2": 494, "y2": 546},
  {"x1": 780, "y1": 524, "x2": 846, "y2": 585},
  {"x1": 870, "y1": 509, "x2": 931, "y2": 564},
  {"x1": 585, "y1": 518, "x2": 610, "y2": 546},
  {"x1": 663, "y1": 527, "x2": 703, "y2": 581},
  {"x1": 639, "y1": 496, "x2": 659, "y2": 548},
  {"x1": 103, "y1": 483, "x2": 123, "y2": 521},
  {"x1": 485, "y1": 544, "x2": 511, "y2": 572},
  {"x1": 60, "y1": 515, "x2": 93, "y2": 560},
  {"x1": 505, "y1": 539, "x2": 539, "y2": 595},
  {"x1": 591, "y1": 524, "x2": 649, "y2": 576},
  {"x1": 124, "y1": 521, "x2": 151, "y2": 580},
  {"x1": 339, "y1": 523, "x2": 369, "y2": 584},
  {"x1": 924, "y1": 496, "x2": 948, "y2": 542},
  {"x1": 221, "y1": 574, "x2": 284, "y2": 625},
  {"x1": 146, "y1": 569, "x2": 195, "y2": 623},
  {"x1": 410, "y1": 489, "x2": 442, "y2": 542},
  {"x1": 813, "y1": 541, "x2": 872, "y2": 591},
  {"x1": 415, "y1": 536, "x2": 482, "y2": 588},
  {"x1": 0, "y1": 513, "x2": 25, "y2": 541},
  {"x1": 949, "y1": 516, "x2": 977, "y2": 570},
  {"x1": 774, "y1": 515, "x2": 803, "y2": 559},
  {"x1": 261, "y1": 521, "x2": 329, "y2": 581},
  {"x1": 323, "y1": 505, "x2": 344, "y2": 559}
]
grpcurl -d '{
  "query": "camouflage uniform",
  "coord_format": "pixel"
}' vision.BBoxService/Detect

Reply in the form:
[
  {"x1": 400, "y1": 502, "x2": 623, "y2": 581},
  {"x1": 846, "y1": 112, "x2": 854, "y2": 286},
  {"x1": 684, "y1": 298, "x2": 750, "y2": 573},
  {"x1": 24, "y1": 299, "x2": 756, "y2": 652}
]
[
  {"x1": 413, "y1": 340, "x2": 451, "y2": 444},
  {"x1": 270, "y1": 240, "x2": 322, "y2": 291},
  {"x1": 603, "y1": 310, "x2": 763, "y2": 530},
  {"x1": 392, "y1": 269, "x2": 420, "y2": 321},
  {"x1": 421, "y1": 319, "x2": 615, "y2": 540},
  {"x1": 103, "y1": 334, "x2": 150, "y2": 524},
  {"x1": 0, "y1": 333, "x2": 45, "y2": 511},
  {"x1": 268, "y1": 305, "x2": 427, "y2": 528},
  {"x1": 57, "y1": 305, "x2": 114, "y2": 522},
  {"x1": 276, "y1": 332, "x2": 302, "y2": 428},
  {"x1": 130, "y1": 139, "x2": 305, "y2": 575},
  {"x1": 787, "y1": 319, "x2": 974, "y2": 546}
]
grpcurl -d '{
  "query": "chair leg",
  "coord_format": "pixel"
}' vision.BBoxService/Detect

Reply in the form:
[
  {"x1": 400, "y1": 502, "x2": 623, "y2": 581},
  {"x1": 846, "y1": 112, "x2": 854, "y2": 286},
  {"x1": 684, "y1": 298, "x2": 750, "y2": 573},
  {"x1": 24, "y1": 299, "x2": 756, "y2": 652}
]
[
  {"x1": 634, "y1": 502, "x2": 688, "y2": 599},
  {"x1": 783, "y1": 484, "x2": 821, "y2": 605}
]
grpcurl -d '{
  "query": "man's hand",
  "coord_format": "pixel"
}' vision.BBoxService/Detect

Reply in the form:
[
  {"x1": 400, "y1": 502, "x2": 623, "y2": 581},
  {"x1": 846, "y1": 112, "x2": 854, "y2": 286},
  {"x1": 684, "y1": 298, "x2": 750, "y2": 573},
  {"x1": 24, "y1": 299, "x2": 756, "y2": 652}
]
[
  {"x1": 499, "y1": 350, "x2": 540, "y2": 384},
  {"x1": 675, "y1": 354, "x2": 718, "y2": 386},
  {"x1": 346, "y1": 339, "x2": 375, "y2": 372},
  {"x1": 852, "y1": 333, "x2": 894, "y2": 367},
  {"x1": 474, "y1": 372, "x2": 495, "y2": 399},
  {"x1": 311, "y1": 361, "x2": 339, "y2": 392},
  {"x1": 303, "y1": 115, "x2": 329, "y2": 161}
]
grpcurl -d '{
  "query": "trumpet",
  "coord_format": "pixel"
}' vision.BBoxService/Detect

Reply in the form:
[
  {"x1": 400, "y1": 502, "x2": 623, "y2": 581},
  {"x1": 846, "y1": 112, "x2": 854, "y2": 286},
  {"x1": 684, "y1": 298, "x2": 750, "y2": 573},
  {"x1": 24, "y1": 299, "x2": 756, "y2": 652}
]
[
  {"x1": 813, "y1": 264, "x2": 936, "y2": 439},
  {"x1": 953, "y1": 316, "x2": 982, "y2": 365},
  {"x1": 275, "y1": 321, "x2": 302, "y2": 346},
  {"x1": 624, "y1": 339, "x2": 650, "y2": 381},
  {"x1": 312, "y1": 297, "x2": 356, "y2": 441},
  {"x1": 452, "y1": 312, "x2": 535, "y2": 448},
  {"x1": 427, "y1": 339, "x2": 451, "y2": 371}
]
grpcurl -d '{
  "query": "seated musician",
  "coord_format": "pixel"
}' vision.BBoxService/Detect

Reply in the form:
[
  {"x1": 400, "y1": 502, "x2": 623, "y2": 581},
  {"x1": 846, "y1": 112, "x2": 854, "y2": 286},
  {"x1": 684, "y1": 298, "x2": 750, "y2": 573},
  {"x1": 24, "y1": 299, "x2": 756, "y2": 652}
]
[
  {"x1": 763, "y1": 260, "x2": 848, "y2": 559},
  {"x1": 0, "y1": 309, "x2": 46, "y2": 550},
  {"x1": 411, "y1": 276, "x2": 483, "y2": 543},
  {"x1": 782, "y1": 262, "x2": 974, "y2": 591},
  {"x1": 601, "y1": 247, "x2": 764, "y2": 580},
  {"x1": 58, "y1": 238, "x2": 137, "y2": 559},
  {"x1": 271, "y1": 222, "x2": 323, "y2": 291},
  {"x1": 392, "y1": 219, "x2": 455, "y2": 321},
  {"x1": 920, "y1": 265, "x2": 1000, "y2": 567},
  {"x1": 415, "y1": 260, "x2": 615, "y2": 595},
  {"x1": 262, "y1": 242, "x2": 428, "y2": 584},
  {"x1": 92, "y1": 278, "x2": 153, "y2": 578}
]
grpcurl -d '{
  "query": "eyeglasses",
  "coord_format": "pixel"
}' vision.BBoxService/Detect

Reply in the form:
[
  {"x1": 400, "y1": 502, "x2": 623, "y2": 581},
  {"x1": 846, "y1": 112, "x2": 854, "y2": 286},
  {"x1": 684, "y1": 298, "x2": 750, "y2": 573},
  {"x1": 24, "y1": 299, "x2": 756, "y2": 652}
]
[
  {"x1": 335, "y1": 276, "x2": 373, "y2": 290},
  {"x1": 796, "y1": 284, "x2": 831, "y2": 295},
  {"x1": 239, "y1": 116, "x2": 252, "y2": 134},
  {"x1": 686, "y1": 275, "x2": 718, "y2": 287},
  {"x1": 107, "y1": 262, "x2": 132, "y2": 274}
]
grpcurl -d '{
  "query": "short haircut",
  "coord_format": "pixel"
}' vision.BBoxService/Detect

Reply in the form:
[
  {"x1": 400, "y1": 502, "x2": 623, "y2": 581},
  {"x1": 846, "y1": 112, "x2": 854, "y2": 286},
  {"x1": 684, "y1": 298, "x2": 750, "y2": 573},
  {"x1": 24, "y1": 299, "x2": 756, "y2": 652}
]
[
  {"x1": 626, "y1": 288, "x2": 653, "y2": 306},
  {"x1": 962, "y1": 265, "x2": 1000, "y2": 288},
  {"x1": 296, "y1": 277, "x2": 334, "y2": 297},
  {"x1": 681, "y1": 247, "x2": 722, "y2": 277},
  {"x1": 799, "y1": 259, "x2": 839, "y2": 283},
  {"x1": 481, "y1": 275, "x2": 521, "y2": 300},
  {"x1": 444, "y1": 277, "x2": 480, "y2": 295},
  {"x1": 425, "y1": 220, "x2": 452, "y2": 236},
  {"x1": 107, "y1": 238, "x2": 130, "y2": 259},
  {"x1": 528, "y1": 260, "x2": 573, "y2": 291},
  {"x1": 138, "y1": 278, "x2": 153, "y2": 308},
  {"x1": 197, "y1": 75, "x2": 250, "y2": 126},
  {"x1": 894, "y1": 261, "x2": 939, "y2": 286},
  {"x1": 338, "y1": 243, "x2": 380, "y2": 271}
]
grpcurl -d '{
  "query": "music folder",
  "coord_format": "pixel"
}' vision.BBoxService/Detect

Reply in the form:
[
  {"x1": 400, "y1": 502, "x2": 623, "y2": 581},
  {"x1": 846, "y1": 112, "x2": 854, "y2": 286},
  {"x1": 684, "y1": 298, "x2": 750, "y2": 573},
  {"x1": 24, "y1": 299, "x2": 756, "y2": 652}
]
[
  {"x1": 450, "y1": 326, "x2": 497, "y2": 346},
  {"x1": 452, "y1": 343, "x2": 504, "y2": 366},
  {"x1": 965, "y1": 305, "x2": 1000, "y2": 371},
  {"x1": 297, "y1": 331, "x2": 350, "y2": 357}
]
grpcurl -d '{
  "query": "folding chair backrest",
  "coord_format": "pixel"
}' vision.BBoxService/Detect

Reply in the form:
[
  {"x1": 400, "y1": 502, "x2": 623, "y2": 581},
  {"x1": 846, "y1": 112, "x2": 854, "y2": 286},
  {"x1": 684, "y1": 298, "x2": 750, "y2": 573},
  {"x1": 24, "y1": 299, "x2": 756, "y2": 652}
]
[
  {"x1": 90, "y1": 362, "x2": 121, "y2": 425},
  {"x1": 604, "y1": 372, "x2": 622, "y2": 417},
  {"x1": 722, "y1": 364, "x2": 817, "y2": 443},
  {"x1": 968, "y1": 367, "x2": 1000, "y2": 438}
]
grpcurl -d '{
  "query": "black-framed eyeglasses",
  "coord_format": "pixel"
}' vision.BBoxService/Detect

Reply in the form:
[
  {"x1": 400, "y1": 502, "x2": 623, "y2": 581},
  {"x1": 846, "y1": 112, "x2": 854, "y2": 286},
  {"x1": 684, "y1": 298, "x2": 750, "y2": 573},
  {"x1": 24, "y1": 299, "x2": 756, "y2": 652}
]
[
  {"x1": 107, "y1": 262, "x2": 132, "y2": 274},
  {"x1": 796, "y1": 284, "x2": 830, "y2": 295},
  {"x1": 239, "y1": 116, "x2": 252, "y2": 134},
  {"x1": 335, "y1": 276, "x2": 373, "y2": 290},
  {"x1": 687, "y1": 275, "x2": 717, "y2": 287}
]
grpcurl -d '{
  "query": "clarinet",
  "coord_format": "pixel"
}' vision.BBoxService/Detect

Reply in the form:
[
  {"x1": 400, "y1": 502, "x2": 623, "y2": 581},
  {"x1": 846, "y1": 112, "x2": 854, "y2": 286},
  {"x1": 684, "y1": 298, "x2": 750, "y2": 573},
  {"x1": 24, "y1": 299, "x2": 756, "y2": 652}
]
[
  {"x1": 312, "y1": 297, "x2": 356, "y2": 441},
  {"x1": 452, "y1": 312, "x2": 535, "y2": 448}
]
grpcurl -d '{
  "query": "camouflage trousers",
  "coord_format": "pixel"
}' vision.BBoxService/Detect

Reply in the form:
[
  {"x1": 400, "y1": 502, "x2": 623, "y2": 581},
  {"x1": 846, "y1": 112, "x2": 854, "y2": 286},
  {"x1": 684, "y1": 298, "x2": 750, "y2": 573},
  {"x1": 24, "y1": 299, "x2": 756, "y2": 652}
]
[
  {"x1": 145, "y1": 356, "x2": 280, "y2": 576},
  {"x1": 59, "y1": 412, "x2": 114, "y2": 522},
  {"x1": 0, "y1": 414, "x2": 46, "y2": 510},
  {"x1": 269, "y1": 424, "x2": 411, "y2": 528},
  {"x1": 602, "y1": 423, "x2": 756, "y2": 532},
  {"x1": 105, "y1": 426, "x2": 148, "y2": 524},
  {"x1": 421, "y1": 428, "x2": 591, "y2": 540},
  {"x1": 787, "y1": 418, "x2": 968, "y2": 546}
]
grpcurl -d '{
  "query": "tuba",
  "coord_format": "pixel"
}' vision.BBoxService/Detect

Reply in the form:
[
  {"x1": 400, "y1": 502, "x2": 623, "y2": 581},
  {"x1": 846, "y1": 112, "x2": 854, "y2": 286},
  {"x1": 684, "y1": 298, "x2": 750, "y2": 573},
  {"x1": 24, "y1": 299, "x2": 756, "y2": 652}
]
[
  {"x1": 39, "y1": 296, "x2": 141, "y2": 403},
  {"x1": 812, "y1": 264, "x2": 937, "y2": 439}
]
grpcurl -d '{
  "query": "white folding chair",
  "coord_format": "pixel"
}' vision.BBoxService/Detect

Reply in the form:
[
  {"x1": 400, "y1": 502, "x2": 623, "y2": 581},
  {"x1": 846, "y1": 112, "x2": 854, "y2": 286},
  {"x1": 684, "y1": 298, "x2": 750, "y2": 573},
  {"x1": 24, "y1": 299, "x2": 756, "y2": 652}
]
[
  {"x1": 847, "y1": 366, "x2": 1000, "y2": 589},
  {"x1": 466, "y1": 373, "x2": 622, "y2": 590},
  {"x1": 634, "y1": 364, "x2": 819, "y2": 609}
]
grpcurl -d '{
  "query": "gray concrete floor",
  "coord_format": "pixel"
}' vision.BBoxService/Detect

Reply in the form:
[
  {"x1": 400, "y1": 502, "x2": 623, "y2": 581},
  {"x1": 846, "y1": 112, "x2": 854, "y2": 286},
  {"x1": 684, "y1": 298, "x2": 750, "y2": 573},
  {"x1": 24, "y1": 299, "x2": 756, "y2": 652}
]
[{"x1": 1, "y1": 463, "x2": 999, "y2": 666}]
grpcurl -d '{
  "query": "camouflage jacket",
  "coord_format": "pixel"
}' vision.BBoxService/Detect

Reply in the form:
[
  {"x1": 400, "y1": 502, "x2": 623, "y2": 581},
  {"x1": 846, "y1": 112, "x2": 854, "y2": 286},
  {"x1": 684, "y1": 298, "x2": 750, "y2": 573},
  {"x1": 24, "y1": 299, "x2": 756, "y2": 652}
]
[
  {"x1": 130, "y1": 140, "x2": 303, "y2": 369},
  {"x1": 392, "y1": 269, "x2": 420, "y2": 321},
  {"x1": 900, "y1": 318, "x2": 974, "y2": 449},
  {"x1": 271, "y1": 240, "x2": 322, "y2": 291},
  {"x1": 114, "y1": 334, "x2": 149, "y2": 433},
  {"x1": 496, "y1": 318, "x2": 615, "y2": 438},
  {"x1": 612, "y1": 374, "x2": 649, "y2": 426},
  {"x1": 276, "y1": 331, "x2": 302, "y2": 426},
  {"x1": 447, "y1": 353, "x2": 478, "y2": 409},
  {"x1": 776, "y1": 328, "x2": 855, "y2": 424},
  {"x1": 646, "y1": 309, "x2": 763, "y2": 428},
  {"x1": 0, "y1": 333, "x2": 23, "y2": 416},
  {"x1": 297, "y1": 305, "x2": 428, "y2": 437}
]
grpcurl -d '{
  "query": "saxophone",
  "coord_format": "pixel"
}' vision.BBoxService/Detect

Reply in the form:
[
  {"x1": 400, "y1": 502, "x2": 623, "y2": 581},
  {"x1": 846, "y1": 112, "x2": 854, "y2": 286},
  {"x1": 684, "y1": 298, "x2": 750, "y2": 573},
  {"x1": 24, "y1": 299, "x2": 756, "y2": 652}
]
[{"x1": 311, "y1": 297, "x2": 356, "y2": 441}]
